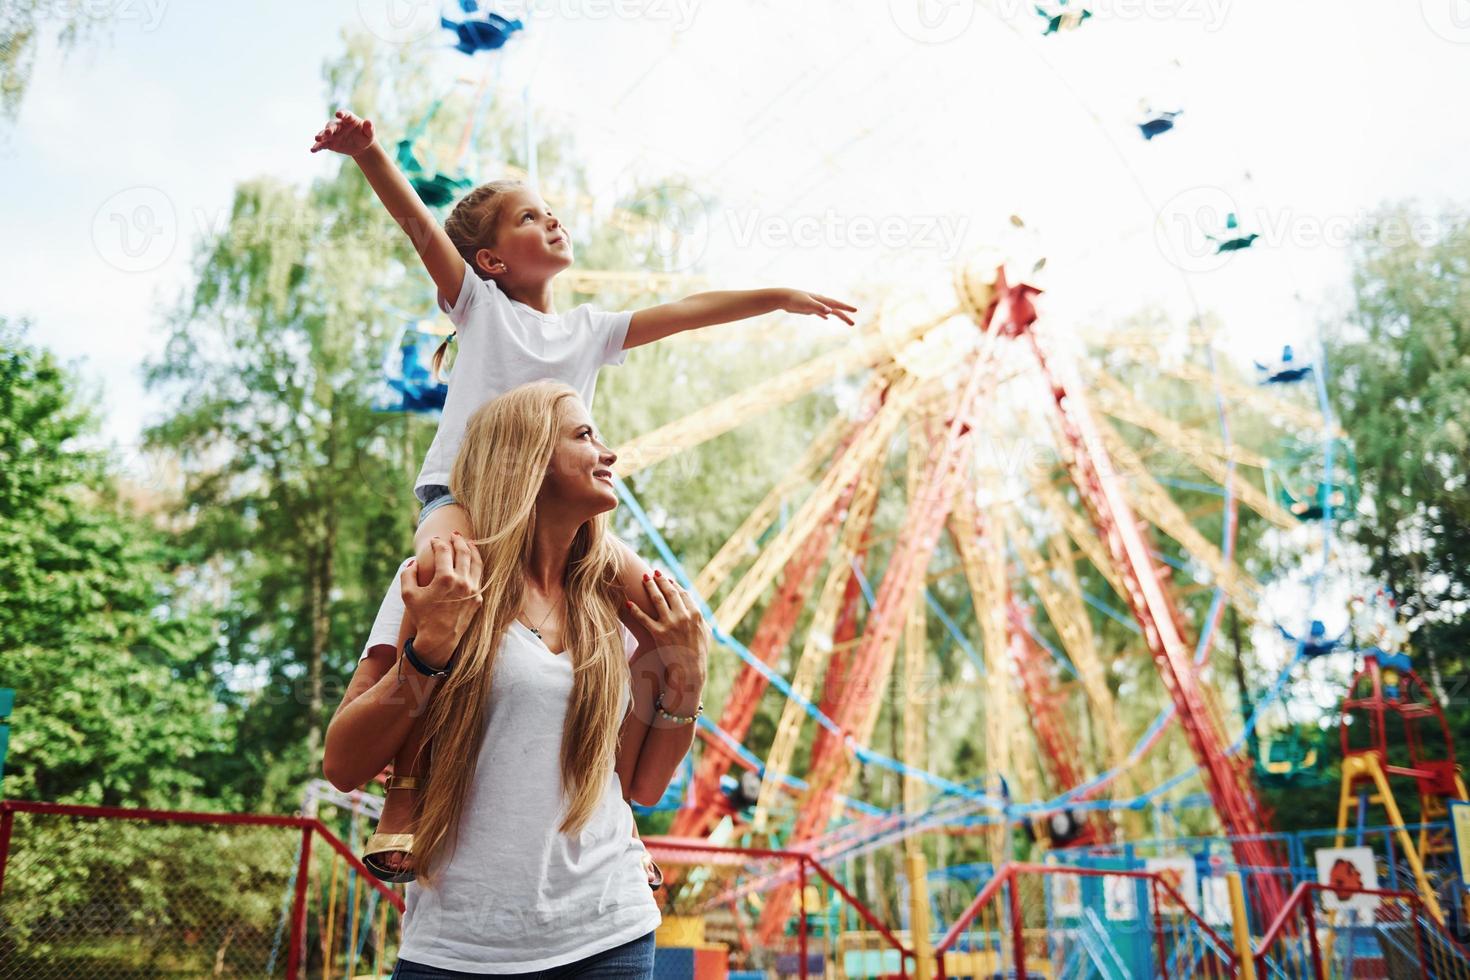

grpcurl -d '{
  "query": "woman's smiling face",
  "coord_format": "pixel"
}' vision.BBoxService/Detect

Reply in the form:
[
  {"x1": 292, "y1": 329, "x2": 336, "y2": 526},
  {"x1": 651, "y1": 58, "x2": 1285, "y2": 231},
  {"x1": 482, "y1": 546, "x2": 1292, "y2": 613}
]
[{"x1": 539, "y1": 396, "x2": 617, "y2": 518}]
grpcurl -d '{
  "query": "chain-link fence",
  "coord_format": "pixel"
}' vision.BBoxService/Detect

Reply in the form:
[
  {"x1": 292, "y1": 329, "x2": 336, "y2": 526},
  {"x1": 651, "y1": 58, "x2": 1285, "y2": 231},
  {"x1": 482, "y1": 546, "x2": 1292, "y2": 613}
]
[{"x1": 0, "y1": 801, "x2": 403, "y2": 979}]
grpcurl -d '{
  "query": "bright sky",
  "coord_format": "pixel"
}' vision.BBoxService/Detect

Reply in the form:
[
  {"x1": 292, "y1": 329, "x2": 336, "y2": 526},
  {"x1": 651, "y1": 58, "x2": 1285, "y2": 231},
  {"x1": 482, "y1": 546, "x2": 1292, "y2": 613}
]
[{"x1": 5, "y1": 0, "x2": 1468, "y2": 477}]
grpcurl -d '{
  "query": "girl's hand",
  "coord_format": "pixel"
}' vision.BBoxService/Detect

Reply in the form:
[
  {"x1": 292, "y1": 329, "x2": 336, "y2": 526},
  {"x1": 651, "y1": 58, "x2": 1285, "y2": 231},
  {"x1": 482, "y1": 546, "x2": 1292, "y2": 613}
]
[
  {"x1": 778, "y1": 289, "x2": 857, "y2": 327},
  {"x1": 623, "y1": 572, "x2": 709, "y2": 716},
  {"x1": 399, "y1": 533, "x2": 484, "y2": 668},
  {"x1": 311, "y1": 110, "x2": 377, "y2": 157}
]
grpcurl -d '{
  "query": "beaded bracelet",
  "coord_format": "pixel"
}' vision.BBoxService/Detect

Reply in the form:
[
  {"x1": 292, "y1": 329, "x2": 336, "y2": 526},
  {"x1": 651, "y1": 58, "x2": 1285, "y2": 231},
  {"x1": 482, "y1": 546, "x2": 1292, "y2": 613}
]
[{"x1": 655, "y1": 692, "x2": 703, "y2": 725}]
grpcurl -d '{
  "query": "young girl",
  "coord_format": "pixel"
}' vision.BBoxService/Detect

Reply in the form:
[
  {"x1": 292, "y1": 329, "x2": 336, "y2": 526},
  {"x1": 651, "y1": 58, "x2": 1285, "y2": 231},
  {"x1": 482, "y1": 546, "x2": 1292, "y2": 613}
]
[{"x1": 310, "y1": 109, "x2": 855, "y2": 881}]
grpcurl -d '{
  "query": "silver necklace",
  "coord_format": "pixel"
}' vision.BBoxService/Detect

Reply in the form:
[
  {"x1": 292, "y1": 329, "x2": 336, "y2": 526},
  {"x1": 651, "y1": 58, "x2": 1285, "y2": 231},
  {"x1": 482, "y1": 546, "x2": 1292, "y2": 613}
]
[{"x1": 522, "y1": 593, "x2": 563, "y2": 639}]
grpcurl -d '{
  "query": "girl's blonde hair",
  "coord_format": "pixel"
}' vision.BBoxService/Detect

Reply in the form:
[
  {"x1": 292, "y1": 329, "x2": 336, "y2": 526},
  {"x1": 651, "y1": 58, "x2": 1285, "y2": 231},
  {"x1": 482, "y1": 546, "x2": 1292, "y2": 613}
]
[
  {"x1": 431, "y1": 178, "x2": 529, "y2": 381},
  {"x1": 410, "y1": 380, "x2": 627, "y2": 885}
]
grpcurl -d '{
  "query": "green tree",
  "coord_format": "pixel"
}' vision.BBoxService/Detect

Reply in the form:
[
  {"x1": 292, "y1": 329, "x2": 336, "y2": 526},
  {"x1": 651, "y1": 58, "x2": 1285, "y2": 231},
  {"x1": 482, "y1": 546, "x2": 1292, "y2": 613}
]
[
  {"x1": 141, "y1": 40, "x2": 432, "y2": 804},
  {"x1": 1326, "y1": 203, "x2": 1470, "y2": 814},
  {"x1": 0, "y1": 318, "x2": 232, "y2": 809}
]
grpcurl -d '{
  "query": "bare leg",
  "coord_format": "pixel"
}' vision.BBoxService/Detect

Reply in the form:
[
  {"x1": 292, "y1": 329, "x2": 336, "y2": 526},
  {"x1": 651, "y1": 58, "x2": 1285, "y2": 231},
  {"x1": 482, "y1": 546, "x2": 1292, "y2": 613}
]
[{"x1": 365, "y1": 613, "x2": 434, "y2": 876}]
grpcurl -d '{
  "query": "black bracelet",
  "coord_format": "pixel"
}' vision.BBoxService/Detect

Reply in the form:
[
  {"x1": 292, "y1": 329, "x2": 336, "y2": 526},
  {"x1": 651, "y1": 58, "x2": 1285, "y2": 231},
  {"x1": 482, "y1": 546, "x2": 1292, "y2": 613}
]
[{"x1": 403, "y1": 635, "x2": 452, "y2": 678}]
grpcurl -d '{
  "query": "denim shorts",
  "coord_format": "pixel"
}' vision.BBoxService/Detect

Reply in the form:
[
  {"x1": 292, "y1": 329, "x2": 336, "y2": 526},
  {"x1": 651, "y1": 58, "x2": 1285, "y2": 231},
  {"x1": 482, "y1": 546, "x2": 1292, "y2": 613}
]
[
  {"x1": 418, "y1": 485, "x2": 458, "y2": 526},
  {"x1": 390, "y1": 930, "x2": 655, "y2": 980}
]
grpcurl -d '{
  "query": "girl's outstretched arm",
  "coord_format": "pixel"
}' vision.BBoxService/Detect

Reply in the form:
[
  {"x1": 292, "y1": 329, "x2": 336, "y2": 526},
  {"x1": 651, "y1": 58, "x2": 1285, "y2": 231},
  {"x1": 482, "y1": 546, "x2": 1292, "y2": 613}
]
[
  {"x1": 624, "y1": 288, "x2": 857, "y2": 350},
  {"x1": 311, "y1": 110, "x2": 465, "y2": 308}
]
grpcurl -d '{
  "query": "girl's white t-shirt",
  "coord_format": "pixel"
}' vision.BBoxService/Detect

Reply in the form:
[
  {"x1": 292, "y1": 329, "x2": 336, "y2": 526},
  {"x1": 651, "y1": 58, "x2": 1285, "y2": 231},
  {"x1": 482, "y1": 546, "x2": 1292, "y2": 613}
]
[
  {"x1": 361, "y1": 564, "x2": 659, "y2": 972},
  {"x1": 413, "y1": 262, "x2": 633, "y2": 501}
]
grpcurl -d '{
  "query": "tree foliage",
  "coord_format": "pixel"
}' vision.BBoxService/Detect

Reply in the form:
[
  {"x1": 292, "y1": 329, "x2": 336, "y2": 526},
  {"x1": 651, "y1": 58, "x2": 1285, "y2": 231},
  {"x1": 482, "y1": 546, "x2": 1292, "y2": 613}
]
[{"x1": 0, "y1": 318, "x2": 233, "y2": 809}]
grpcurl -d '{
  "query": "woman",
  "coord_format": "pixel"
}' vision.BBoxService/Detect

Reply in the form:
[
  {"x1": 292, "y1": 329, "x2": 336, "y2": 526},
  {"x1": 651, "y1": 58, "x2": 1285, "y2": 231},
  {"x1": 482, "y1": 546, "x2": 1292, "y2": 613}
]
[{"x1": 323, "y1": 381, "x2": 710, "y2": 977}]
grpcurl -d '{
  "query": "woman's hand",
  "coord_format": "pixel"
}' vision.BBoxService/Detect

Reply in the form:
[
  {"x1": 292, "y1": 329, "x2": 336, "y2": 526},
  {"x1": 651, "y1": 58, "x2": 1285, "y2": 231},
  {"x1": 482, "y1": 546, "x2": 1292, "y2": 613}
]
[
  {"x1": 311, "y1": 110, "x2": 377, "y2": 157},
  {"x1": 623, "y1": 571, "x2": 709, "y2": 717},
  {"x1": 400, "y1": 532, "x2": 484, "y2": 669},
  {"x1": 777, "y1": 288, "x2": 857, "y2": 326}
]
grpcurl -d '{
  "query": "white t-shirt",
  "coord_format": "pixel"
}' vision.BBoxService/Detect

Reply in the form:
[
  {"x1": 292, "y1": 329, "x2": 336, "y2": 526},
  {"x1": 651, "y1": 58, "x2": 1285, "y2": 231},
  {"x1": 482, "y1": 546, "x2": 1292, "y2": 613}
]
[
  {"x1": 362, "y1": 562, "x2": 658, "y2": 972},
  {"x1": 413, "y1": 262, "x2": 633, "y2": 500}
]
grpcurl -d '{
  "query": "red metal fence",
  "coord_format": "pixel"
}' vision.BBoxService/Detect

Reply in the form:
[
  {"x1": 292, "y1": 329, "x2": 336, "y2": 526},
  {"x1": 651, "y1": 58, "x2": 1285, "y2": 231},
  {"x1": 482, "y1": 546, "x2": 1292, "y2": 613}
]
[
  {"x1": 6, "y1": 801, "x2": 1470, "y2": 979},
  {"x1": 934, "y1": 862, "x2": 1238, "y2": 979},
  {"x1": 1252, "y1": 881, "x2": 1470, "y2": 979},
  {"x1": 0, "y1": 800, "x2": 402, "y2": 978},
  {"x1": 642, "y1": 837, "x2": 909, "y2": 980}
]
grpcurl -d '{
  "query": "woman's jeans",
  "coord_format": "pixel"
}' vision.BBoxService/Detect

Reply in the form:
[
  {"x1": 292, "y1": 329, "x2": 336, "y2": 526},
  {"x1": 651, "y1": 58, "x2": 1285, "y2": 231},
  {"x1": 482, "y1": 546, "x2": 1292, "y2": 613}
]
[{"x1": 390, "y1": 930, "x2": 656, "y2": 980}]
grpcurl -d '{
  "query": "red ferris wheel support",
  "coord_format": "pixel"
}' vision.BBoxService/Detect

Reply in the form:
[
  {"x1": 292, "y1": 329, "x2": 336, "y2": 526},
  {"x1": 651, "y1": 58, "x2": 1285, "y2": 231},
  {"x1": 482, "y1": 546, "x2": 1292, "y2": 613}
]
[
  {"x1": 666, "y1": 381, "x2": 895, "y2": 843},
  {"x1": 666, "y1": 469, "x2": 862, "y2": 841},
  {"x1": 753, "y1": 272, "x2": 1018, "y2": 946},
  {"x1": 1016, "y1": 304, "x2": 1287, "y2": 920},
  {"x1": 1005, "y1": 600, "x2": 1108, "y2": 847}
]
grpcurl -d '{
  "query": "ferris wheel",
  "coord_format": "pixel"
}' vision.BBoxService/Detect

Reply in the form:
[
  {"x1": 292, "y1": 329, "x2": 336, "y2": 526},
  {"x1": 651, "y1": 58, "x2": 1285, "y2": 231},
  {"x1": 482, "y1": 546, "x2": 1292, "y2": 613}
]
[{"x1": 602, "y1": 250, "x2": 1343, "y2": 937}]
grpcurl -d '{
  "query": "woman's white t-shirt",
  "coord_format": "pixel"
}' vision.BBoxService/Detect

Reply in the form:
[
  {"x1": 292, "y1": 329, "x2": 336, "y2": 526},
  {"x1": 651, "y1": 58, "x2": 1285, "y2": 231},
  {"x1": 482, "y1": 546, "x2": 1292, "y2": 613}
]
[
  {"x1": 413, "y1": 261, "x2": 633, "y2": 501},
  {"x1": 359, "y1": 563, "x2": 659, "y2": 972}
]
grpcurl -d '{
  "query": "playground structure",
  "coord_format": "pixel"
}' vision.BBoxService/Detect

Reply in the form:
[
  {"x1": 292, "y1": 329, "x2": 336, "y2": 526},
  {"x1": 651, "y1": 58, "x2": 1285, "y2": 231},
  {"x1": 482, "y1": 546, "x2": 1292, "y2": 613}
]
[{"x1": 1334, "y1": 649, "x2": 1468, "y2": 923}]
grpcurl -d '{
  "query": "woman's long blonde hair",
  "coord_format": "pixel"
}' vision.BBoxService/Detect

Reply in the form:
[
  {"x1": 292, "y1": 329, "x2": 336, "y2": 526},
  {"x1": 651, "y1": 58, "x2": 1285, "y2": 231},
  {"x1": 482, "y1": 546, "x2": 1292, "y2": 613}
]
[{"x1": 411, "y1": 380, "x2": 627, "y2": 885}]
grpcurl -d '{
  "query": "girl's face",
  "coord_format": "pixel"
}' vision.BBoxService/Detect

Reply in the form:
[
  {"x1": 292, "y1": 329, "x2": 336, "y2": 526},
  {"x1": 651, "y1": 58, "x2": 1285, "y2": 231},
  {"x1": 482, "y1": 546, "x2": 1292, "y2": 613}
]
[
  {"x1": 483, "y1": 189, "x2": 572, "y2": 281},
  {"x1": 540, "y1": 398, "x2": 617, "y2": 518}
]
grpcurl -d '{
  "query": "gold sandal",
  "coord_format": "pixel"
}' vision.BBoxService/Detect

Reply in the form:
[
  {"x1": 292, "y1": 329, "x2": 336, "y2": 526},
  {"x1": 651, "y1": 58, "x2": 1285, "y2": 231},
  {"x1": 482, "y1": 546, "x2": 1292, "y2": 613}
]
[{"x1": 363, "y1": 776, "x2": 422, "y2": 883}]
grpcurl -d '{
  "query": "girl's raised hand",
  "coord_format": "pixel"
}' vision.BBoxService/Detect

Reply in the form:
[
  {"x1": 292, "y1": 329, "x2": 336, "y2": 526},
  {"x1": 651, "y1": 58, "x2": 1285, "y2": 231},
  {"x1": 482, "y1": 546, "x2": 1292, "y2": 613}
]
[
  {"x1": 311, "y1": 110, "x2": 376, "y2": 157},
  {"x1": 778, "y1": 289, "x2": 857, "y2": 327}
]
